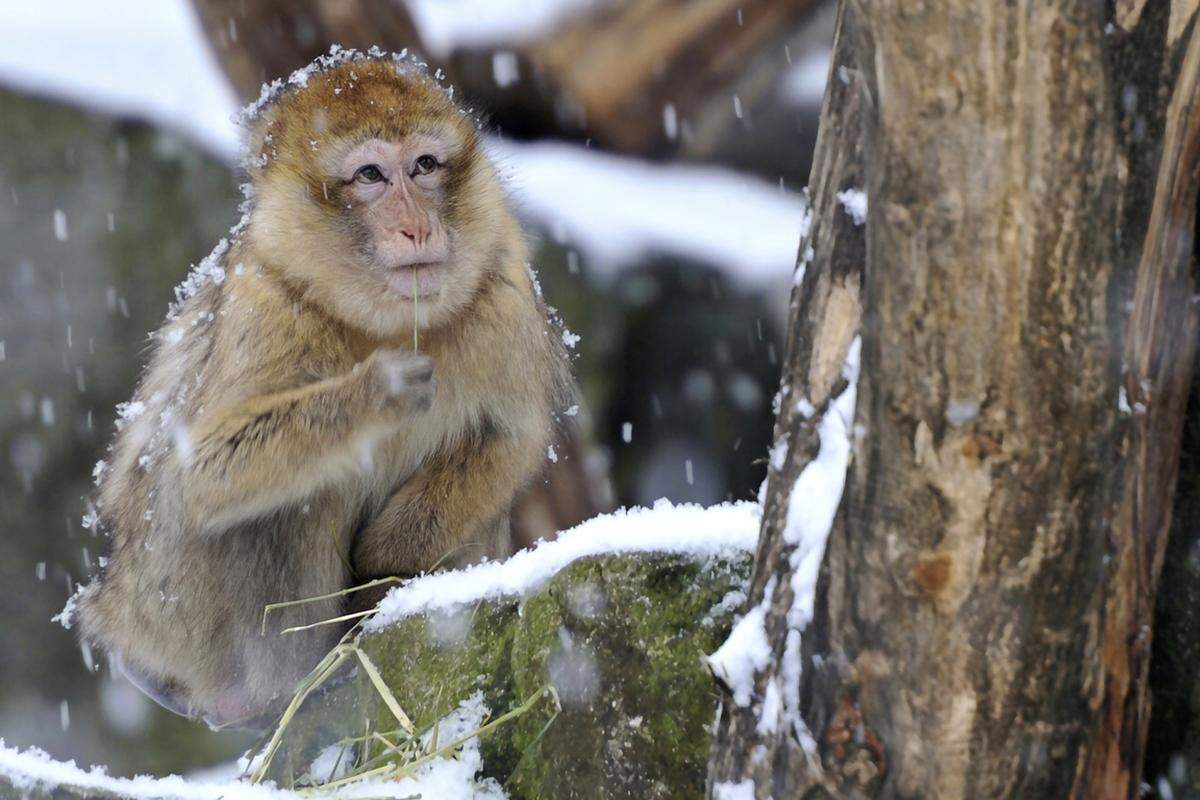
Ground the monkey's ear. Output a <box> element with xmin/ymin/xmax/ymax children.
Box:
<box><xmin>244</xmin><ymin>104</ymin><xmax>286</xmax><ymax>180</ymax></box>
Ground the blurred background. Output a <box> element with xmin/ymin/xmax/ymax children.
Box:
<box><xmin>0</xmin><ymin>0</ymin><xmax>833</xmax><ymax>777</ymax></box>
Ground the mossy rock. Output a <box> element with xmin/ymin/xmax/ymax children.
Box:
<box><xmin>270</xmin><ymin>549</ymin><xmax>750</xmax><ymax>798</ymax></box>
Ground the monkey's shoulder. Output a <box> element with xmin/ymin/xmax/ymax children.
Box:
<box><xmin>190</xmin><ymin>264</ymin><xmax>353</xmax><ymax>388</ymax></box>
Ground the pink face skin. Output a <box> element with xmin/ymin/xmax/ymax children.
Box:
<box><xmin>340</xmin><ymin>136</ymin><xmax>452</xmax><ymax>299</ymax></box>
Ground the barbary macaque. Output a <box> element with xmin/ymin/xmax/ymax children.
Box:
<box><xmin>74</xmin><ymin>52</ymin><xmax>573</xmax><ymax>728</ymax></box>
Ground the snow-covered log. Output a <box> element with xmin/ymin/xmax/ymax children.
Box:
<box><xmin>269</xmin><ymin>501</ymin><xmax>757</xmax><ymax>798</ymax></box>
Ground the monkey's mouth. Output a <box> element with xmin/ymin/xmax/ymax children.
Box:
<box><xmin>382</xmin><ymin>261</ymin><xmax>443</xmax><ymax>299</ymax></box>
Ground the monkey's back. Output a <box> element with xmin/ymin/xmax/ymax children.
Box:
<box><xmin>77</xmin><ymin>258</ymin><xmax>362</xmax><ymax>713</ymax></box>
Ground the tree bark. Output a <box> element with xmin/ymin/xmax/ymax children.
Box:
<box><xmin>191</xmin><ymin>0</ymin><xmax>423</xmax><ymax>103</ymax></box>
<box><xmin>708</xmin><ymin>2</ymin><xmax>1200</xmax><ymax>798</ymax></box>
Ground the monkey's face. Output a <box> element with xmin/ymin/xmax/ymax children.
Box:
<box><xmin>337</xmin><ymin>135</ymin><xmax>453</xmax><ymax>298</ymax></box>
<box><xmin>247</xmin><ymin>60</ymin><xmax>506</xmax><ymax>338</ymax></box>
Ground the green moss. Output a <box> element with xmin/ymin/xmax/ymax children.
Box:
<box><xmin>362</xmin><ymin>600</ymin><xmax>522</xmax><ymax>778</ymax></box>
<box><xmin>273</xmin><ymin>550</ymin><xmax>751</xmax><ymax>798</ymax></box>
<box><xmin>507</xmin><ymin>553</ymin><xmax>749</xmax><ymax>799</ymax></box>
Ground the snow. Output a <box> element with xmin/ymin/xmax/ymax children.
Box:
<box><xmin>781</xmin><ymin>48</ymin><xmax>832</xmax><ymax>107</ymax></box>
<box><xmin>404</xmin><ymin>0</ymin><xmax>603</xmax><ymax>57</ymax></box>
<box><xmin>753</xmin><ymin>681</ymin><xmax>782</xmax><ymax>734</ymax></box>
<box><xmin>491</xmin><ymin>139</ymin><xmax>806</xmax><ymax>286</ymax></box>
<box><xmin>0</xmin><ymin>692</ymin><xmax>505</xmax><ymax>799</ymax></box>
<box><xmin>548</xmin><ymin>632</ymin><xmax>600</xmax><ymax>706</ymax></box>
<box><xmin>783</xmin><ymin>336</ymin><xmax>860</xmax><ymax>628</ymax></box>
<box><xmin>0</xmin><ymin>0</ymin><xmax>241</xmax><ymax>157</ymax></box>
<box><xmin>768</xmin><ymin>435</ymin><xmax>788</xmax><ymax>471</ymax></box>
<box><xmin>708</xmin><ymin>604</ymin><xmax>772</xmax><ymax>707</ymax></box>
<box><xmin>706</xmin><ymin>336</ymin><xmax>860</xmax><ymax>755</ymax></box>
<box><xmin>945</xmin><ymin>398</ymin><xmax>980</xmax><ymax>426</ymax></box>
<box><xmin>169</xmin><ymin>238</ymin><xmax>232</xmax><ymax>320</ymax></box>
<box><xmin>779</xmin><ymin>337</ymin><xmax>860</xmax><ymax>750</ymax></box>
<box><xmin>51</xmin><ymin>590</ymin><xmax>78</xmax><ymax>630</ymax></box>
<box><xmin>1</xmin><ymin>742</ymin><xmax>294</xmax><ymax>800</ymax></box>
<box><xmin>367</xmin><ymin>500</ymin><xmax>760</xmax><ymax>630</ymax></box>
<box><xmin>713</xmin><ymin>780</ymin><xmax>756</xmax><ymax>800</ymax></box>
<box><xmin>113</xmin><ymin>400</ymin><xmax>147</xmax><ymax>430</ymax></box>
<box><xmin>794</xmin><ymin>200</ymin><xmax>816</xmax><ymax>286</ymax></box>
<box><xmin>662</xmin><ymin>103</ymin><xmax>679</xmax><ymax>140</ymax></box>
<box><xmin>836</xmin><ymin>188</ymin><xmax>868</xmax><ymax>226</ymax></box>
<box><xmin>491</xmin><ymin>51</ymin><xmax>520</xmax><ymax>88</ymax></box>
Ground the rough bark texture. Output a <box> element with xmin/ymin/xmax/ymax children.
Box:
<box><xmin>1088</xmin><ymin>3</ymin><xmax>1200</xmax><ymax>794</ymax></box>
<box><xmin>708</xmin><ymin>2</ymin><xmax>1200</xmax><ymax>798</ymax></box>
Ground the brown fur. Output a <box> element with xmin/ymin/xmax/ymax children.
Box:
<box><xmin>76</xmin><ymin>57</ymin><xmax>572</xmax><ymax>724</ymax></box>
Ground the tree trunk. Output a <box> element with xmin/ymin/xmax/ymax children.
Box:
<box><xmin>708</xmin><ymin>2</ymin><xmax>1200</xmax><ymax>798</ymax></box>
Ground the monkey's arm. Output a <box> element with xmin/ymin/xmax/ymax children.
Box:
<box><xmin>183</xmin><ymin>351</ymin><xmax>433</xmax><ymax>531</ymax></box>
<box><xmin>350</xmin><ymin>418</ymin><xmax>539</xmax><ymax>596</ymax></box>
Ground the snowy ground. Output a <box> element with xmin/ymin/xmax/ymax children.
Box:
<box><xmin>1</xmin><ymin>693</ymin><xmax>504</xmax><ymax>799</ymax></box>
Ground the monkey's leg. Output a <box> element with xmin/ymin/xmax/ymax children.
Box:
<box><xmin>184</xmin><ymin>351</ymin><xmax>432</xmax><ymax>530</ymax></box>
<box><xmin>349</xmin><ymin>426</ymin><xmax>534</xmax><ymax>611</ymax></box>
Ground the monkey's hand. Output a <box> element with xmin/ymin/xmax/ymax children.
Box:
<box><xmin>361</xmin><ymin>349</ymin><xmax>435</xmax><ymax>416</ymax></box>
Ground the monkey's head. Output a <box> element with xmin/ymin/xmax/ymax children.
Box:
<box><xmin>246</xmin><ymin>57</ymin><xmax>511</xmax><ymax>337</ymax></box>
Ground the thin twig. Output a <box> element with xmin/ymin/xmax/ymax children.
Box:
<box><xmin>261</xmin><ymin>577</ymin><xmax>401</xmax><ymax>636</ymax></box>
<box><xmin>357</xmin><ymin>648</ymin><xmax>415</xmax><ymax>733</ymax></box>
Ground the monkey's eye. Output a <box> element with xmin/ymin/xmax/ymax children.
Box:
<box><xmin>413</xmin><ymin>155</ymin><xmax>439</xmax><ymax>176</ymax></box>
<box><xmin>354</xmin><ymin>164</ymin><xmax>385</xmax><ymax>184</ymax></box>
